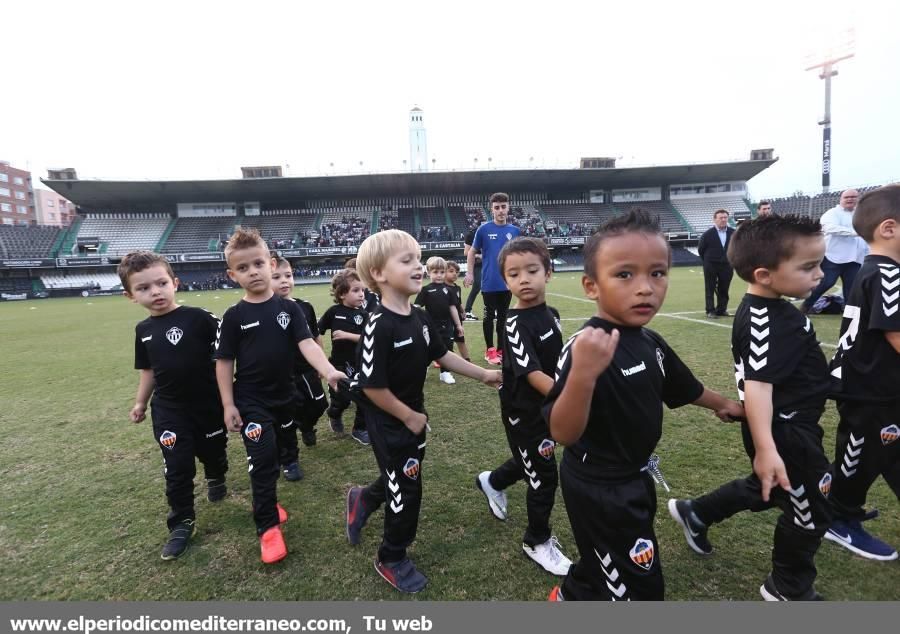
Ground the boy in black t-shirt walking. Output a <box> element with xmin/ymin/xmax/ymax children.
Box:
<box><xmin>414</xmin><ymin>256</ymin><xmax>465</xmax><ymax>385</ymax></box>
<box><xmin>272</xmin><ymin>256</ymin><xmax>328</xmax><ymax>452</ymax></box>
<box><xmin>475</xmin><ymin>237</ymin><xmax>573</xmax><ymax>576</ymax></box>
<box><xmin>344</xmin><ymin>229</ymin><xmax>502</xmax><ymax>593</ymax></box>
<box><xmin>120</xmin><ymin>250</ymin><xmax>228</xmax><ymax>561</ymax></box>
<box><xmin>444</xmin><ymin>261</ymin><xmax>471</xmax><ymax>361</ymax></box>
<box><xmin>215</xmin><ymin>228</ymin><xmax>345</xmax><ymax>564</ymax></box>
<box><xmin>318</xmin><ymin>269</ymin><xmax>369</xmax><ymax>445</ymax></box>
<box><xmin>668</xmin><ymin>215</ymin><xmax>834</xmax><ymax>600</ymax></box>
<box><xmin>825</xmin><ymin>185</ymin><xmax>900</xmax><ymax>561</ymax></box>
<box><xmin>545</xmin><ymin>210</ymin><xmax>742</xmax><ymax>601</ymax></box>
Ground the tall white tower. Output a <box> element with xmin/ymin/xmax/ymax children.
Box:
<box><xmin>408</xmin><ymin>107</ymin><xmax>428</xmax><ymax>172</ymax></box>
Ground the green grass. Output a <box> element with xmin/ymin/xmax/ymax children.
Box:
<box><xmin>0</xmin><ymin>268</ymin><xmax>897</xmax><ymax>601</ymax></box>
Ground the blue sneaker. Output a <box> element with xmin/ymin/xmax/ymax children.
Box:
<box><xmin>346</xmin><ymin>486</ymin><xmax>372</xmax><ymax>546</ymax></box>
<box><xmin>825</xmin><ymin>518</ymin><xmax>898</xmax><ymax>561</ymax></box>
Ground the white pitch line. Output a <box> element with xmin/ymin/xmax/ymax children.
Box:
<box><xmin>546</xmin><ymin>292</ymin><xmax>838</xmax><ymax>349</ymax></box>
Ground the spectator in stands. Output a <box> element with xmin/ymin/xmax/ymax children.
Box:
<box><xmin>698</xmin><ymin>209</ymin><xmax>735</xmax><ymax>318</ymax></box>
<box><xmin>757</xmin><ymin>200</ymin><xmax>773</xmax><ymax>217</ymax></box>
<box><xmin>801</xmin><ymin>188</ymin><xmax>867</xmax><ymax>314</ymax></box>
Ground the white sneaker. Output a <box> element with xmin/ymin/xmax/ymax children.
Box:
<box><xmin>523</xmin><ymin>536</ymin><xmax>572</xmax><ymax>576</ymax></box>
<box><xmin>475</xmin><ymin>471</ymin><xmax>508</xmax><ymax>520</ymax></box>
<box><xmin>439</xmin><ymin>371</ymin><xmax>456</xmax><ymax>384</ymax></box>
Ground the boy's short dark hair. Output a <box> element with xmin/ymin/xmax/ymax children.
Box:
<box><xmin>274</xmin><ymin>255</ymin><xmax>291</xmax><ymax>268</ymax></box>
<box><xmin>583</xmin><ymin>209</ymin><xmax>668</xmax><ymax>280</ymax></box>
<box><xmin>331</xmin><ymin>269</ymin><xmax>361</xmax><ymax>303</ymax></box>
<box><xmin>727</xmin><ymin>215</ymin><xmax>822</xmax><ymax>282</ymax></box>
<box><xmin>499</xmin><ymin>237</ymin><xmax>551</xmax><ymax>279</ymax></box>
<box><xmin>224</xmin><ymin>227</ymin><xmax>267</xmax><ymax>265</ymax></box>
<box><xmin>852</xmin><ymin>184</ymin><xmax>900</xmax><ymax>242</ymax></box>
<box><xmin>489</xmin><ymin>192</ymin><xmax>509</xmax><ymax>205</ymax></box>
<box><xmin>344</xmin><ymin>257</ymin><xmax>357</xmax><ymax>270</ymax></box>
<box><xmin>445</xmin><ymin>260</ymin><xmax>460</xmax><ymax>273</ymax></box>
<box><xmin>117</xmin><ymin>250</ymin><xmax>176</xmax><ymax>292</ymax></box>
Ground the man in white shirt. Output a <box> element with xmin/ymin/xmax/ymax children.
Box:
<box><xmin>801</xmin><ymin>188</ymin><xmax>867</xmax><ymax>313</ymax></box>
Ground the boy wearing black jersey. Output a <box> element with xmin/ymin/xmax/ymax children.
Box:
<box><xmin>215</xmin><ymin>228</ymin><xmax>345</xmax><ymax>564</ymax></box>
<box><xmin>120</xmin><ymin>250</ymin><xmax>228</xmax><ymax>561</ymax></box>
<box><xmin>415</xmin><ymin>256</ymin><xmax>465</xmax><ymax>385</ymax></box>
<box><xmin>668</xmin><ymin>215</ymin><xmax>834</xmax><ymax>601</ymax></box>
<box><xmin>475</xmin><ymin>237</ymin><xmax>573</xmax><ymax>576</ymax></box>
<box><xmin>272</xmin><ymin>257</ymin><xmax>328</xmax><ymax>452</ymax></box>
<box><xmin>545</xmin><ymin>210</ymin><xmax>743</xmax><ymax>602</ymax></box>
<box><xmin>318</xmin><ymin>269</ymin><xmax>370</xmax><ymax>445</ymax></box>
<box><xmin>344</xmin><ymin>230</ymin><xmax>502</xmax><ymax>593</ymax></box>
<box><xmin>444</xmin><ymin>261</ymin><xmax>471</xmax><ymax>361</ymax></box>
<box><xmin>825</xmin><ymin>185</ymin><xmax>900</xmax><ymax>561</ymax></box>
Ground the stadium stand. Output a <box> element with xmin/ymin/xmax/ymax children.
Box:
<box><xmin>161</xmin><ymin>216</ymin><xmax>238</xmax><ymax>253</ymax></box>
<box><xmin>0</xmin><ymin>278</ymin><xmax>34</xmax><ymax>294</ymax></box>
<box><xmin>446</xmin><ymin>206</ymin><xmax>467</xmax><ymax>238</ymax></box>
<box><xmin>41</xmin><ymin>271</ymin><xmax>121</xmax><ymax>290</ymax></box>
<box><xmin>0</xmin><ymin>225</ymin><xmax>61</xmax><ymax>258</ymax></box>
<box><xmin>670</xmin><ymin>197</ymin><xmax>753</xmax><ymax>231</ymax></box>
<box><xmin>613</xmin><ymin>200</ymin><xmax>688</xmax><ymax>233</ymax></box>
<box><xmin>672</xmin><ymin>247</ymin><xmax>702</xmax><ymax>265</ymax></box>
<box><xmin>316</xmin><ymin>211</ymin><xmax>371</xmax><ymax>247</ymax></box>
<box><xmin>75</xmin><ymin>214</ymin><xmax>170</xmax><ymax>256</ymax></box>
<box><xmin>541</xmin><ymin>203</ymin><xmax>617</xmax><ymax>236</ymax></box>
<box><xmin>239</xmin><ymin>210</ymin><xmax>320</xmax><ymax>249</ymax></box>
<box><xmin>463</xmin><ymin>207</ymin><xmax>486</xmax><ymax>233</ymax></box>
<box><xmin>398</xmin><ymin>207</ymin><xmax>417</xmax><ymax>236</ymax></box>
<box><xmin>418</xmin><ymin>207</ymin><xmax>452</xmax><ymax>241</ymax></box>
<box><xmin>379</xmin><ymin>209</ymin><xmax>398</xmax><ymax>230</ymax></box>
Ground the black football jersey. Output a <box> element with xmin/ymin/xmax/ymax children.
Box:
<box><xmin>292</xmin><ymin>298</ymin><xmax>320</xmax><ymax>376</ymax></box>
<box><xmin>543</xmin><ymin>317</ymin><xmax>703</xmax><ymax>474</ymax></box>
<box><xmin>829</xmin><ymin>255</ymin><xmax>900</xmax><ymax>403</ymax></box>
<box><xmin>356</xmin><ymin>305</ymin><xmax>448</xmax><ymax>414</ymax></box>
<box><xmin>134</xmin><ymin>306</ymin><xmax>220</xmax><ymax>407</ymax></box>
<box><xmin>318</xmin><ymin>304</ymin><xmax>368</xmax><ymax>370</ymax></box>
<box><xmin>448</xmin><ymin>283</ymin><xmax>463</xmax><ymax>312</ymax></box>
<box><xmin>500</xmin><ymin>304</ymin><xmax>562</xmax><ymax>416</ymax></box>
<box><xmin>215</xmin><ymin>295</ymin><xmax>312</xmax><ymax>407</ymax></box>
<box><xmin>732</xmin><ymin>293</ymin><xmax>830</xmax><ymax>414</ymax></box>
<box><xmin>363</xmin><ymin>288</ymin><xmax>380</xmax><ymax>314</ymax></box>
<box><xmin>414</xmin><ymin>282</ymin><xmax>456</xmax><ymax>326</ymax></box>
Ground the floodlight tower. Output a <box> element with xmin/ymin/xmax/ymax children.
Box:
<box><xmin>805</xmin><ymin>29</ymin><xmax>854</xmax><ymax>193</ymax></box>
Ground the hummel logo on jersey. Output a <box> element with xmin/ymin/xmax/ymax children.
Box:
<box><xmin>621</xmin><ymin>361</ymin><xmax>646</xmax><ymax>377</ymax></box>
<box><xmin>141</xmin><ymin>335</ymin><xmax>153</xmax><ymax>342</ymax></box>
<box><xmin>427</xmin><ymin>288</ymin><xmax>437</xmax><ymax>293</ymax></box>
<box><xmin>394</xmin><ymin>338</ymin><xmax>412</xmax><ymax>348</ymax></box>
<box><xmin>276</xmin><ymin>311</ymin><xmax>291</xmax><ymax>330</ymax></box>
<box><xmin>361</xmin><ymin>312</ymin><xmax>381</xmax><ymax>377</ymax></box>
<box><xmin>166</xmin><ymin>326</ymin><xmax>183</xmax><ymax>346</ymax></box>
<box><xmin>240</xmin><ymin>321</ymin><xmax>260</xmax><ymax>330</ymax></box>
<box><xmin>539</xmin><ymin>329</ymin><xmax>554</xmax><ymax>342</ymax></box>
<box><xmin>335</xmin><ymin>315</ymin><xmax>346</xmax><ymax>320</ymax></box>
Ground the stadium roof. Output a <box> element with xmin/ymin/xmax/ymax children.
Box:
<box><xmin>42</xmin><ymin>159</ymin><xmax>776</xmax><ymax>209</ymax></box>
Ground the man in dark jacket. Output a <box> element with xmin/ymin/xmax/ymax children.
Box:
<box><xmin>697</xmin><ymin>209</ymin><xmax>735</xmax><ymax>318</ymax></box>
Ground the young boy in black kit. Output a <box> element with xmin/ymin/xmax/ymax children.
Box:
<box><xmin>825</xmin><ymin>185</ymin><xmax>900</xmax><ymax>561</ymax></box>
<box><xmin>668</xmin><ymin>215</ymin><xmax>834</xmax><ymax>600</ymax></box>
<box><xmin>414</xmin><ymin>256</ymin><xmax>465</xmax><ymax>384</ymax></box>
<box><xmin>344</xmin><ymin>229</ymin><xmax>502</xmax><ymax>593</ymax></box>
<box><xmin>272</xmin><ymin>257</ymin><xmax>328</xmax><ymax>452</ymax></box>
<box><xmin>121</xmin><ymin>250</ymin><xmax>229</xmax><ymax>561</ymax></box>
<box><xmin>444</xmin><ymin>260</ymin><xmax>471</xmax><ymax>361</ymax></box>
<box><xmin>475</xmin><ymin>237</ymin><xmax>573</xmax><ymax>576</ymax></box>
<box><xmin>544</xmin><ymin>210</ymin><xmax>743</xmax><ymax>602</ymax></box>
<box><xmin>215</xmin><ymin>228</ymin><xmax>345</xmax><ymax>564</ymax></box>
<box><xmin>318</xmin><ymin>269</ymin><xmax>370</xmax><ymax>445</ymax></box>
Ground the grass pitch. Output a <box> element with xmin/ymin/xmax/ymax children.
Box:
<box><xmin>0</xmin><ymin>267</ymin><xmax>897</xmax><ymax>600</ymax></box>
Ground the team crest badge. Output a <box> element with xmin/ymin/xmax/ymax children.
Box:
<box><xmin>245</xmin><ymin>422</ymin><xmax>262</xmax><ymax>443</ymax></box>
<box><xmin>656</xmin><ymin>348</ymin><xmax>665</xmax><ymax>376</ymax></box>
<box><xmin>629</xmin><ymin>538</ymin><xmax>655</xmax><ymax>570</ymax></box>
<box><xmin>159</xmin><ymin>430</ymin><xmax>177</xmax><ymax>450</ymax></box>
<box><xmin>538</xmin><ymin>438</ymin><xmax>555</xmax><ymax>459</ymax></box>
<box><xmin>819</xmin><ymin>472</ymin><xmax>832</xmax><ymax>496</ymax></box>
<box><xmin>422</xmin><ymin>325</ymin><xmax>430</xmax><ymax>345</ymax></box>
<box><xmin>276</xmin><ymin>311</ymin><xmax>291</xmax><ymax>330</ymax></box>
<box><xmin>403</xmin><ymin>457</ymin><xmax>420</xmax><ymax>480</ymax></box>
<box><xmin>881</xmin><ymin>424</ymin><xmax>900</xmax><ymax>445</ymax></box>
<box><xmin>354</xmin><ymin>314</ymin><xmax>364</xmax><ymax>326</ymax></box>
<box><xmin>506</xmin><ymin>232</ymin><xmax>512</xmax><ymax>240</ymax></box>
<box><xmin>165</xmin><ymin>327</ymin><xmax>183</xmax><ymax>346</ymax></box>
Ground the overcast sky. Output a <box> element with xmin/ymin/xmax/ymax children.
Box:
<box><xmin>4</xmin><ymin>0</ymin><xmax>898</xmax><ymax>198</ymax></box>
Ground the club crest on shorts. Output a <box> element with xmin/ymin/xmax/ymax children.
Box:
<box><xmin>819</xmin><ymin>472</ymin><xmax>832</xmax><ymax>496</ymax></box>
<box><xmin>538</xmin><ymin>438</ymin><xmax>555</xmax><ymax>459</ymax></box>
<box><xmin>276</xmin><ymin>311</ymin><xmax>291</xmax><ymax>330</ymax></box>
<box><xmin>629</xmin><ymin>537</ymin><xmax>655</xmax><ymax>570</ymax></box>
<box><xmin>159</xmin><ymin>430</ymin><xmax>177</xmax><ymax>450</ymax></box>
<box><xmin>245</xmin><ymin>422</ymin><xmax>262</xmax><ymax>442</ymax></box>
<box><xmin>165</xmin><ymin>326</ymin><xmax>183</xmax><ymax>346</ymax></box>
<box><xmin>881</xmin><ymin>424</ymin><xmax>900</xmax><ymax>445</ymax></box>
<box><xmin>403</xmin><ymin>457</ymin><xmax>420</xmax><ymax>480</ymax></box>
<box><xmin>354</xmin><ymin>314</ymin><xmax>364</xmax><ymax>326</ymax></box>
<box><xmin>422</xmin><ymin>325</ymin><xmax>430</xmax><ymax>345</ymax></box>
